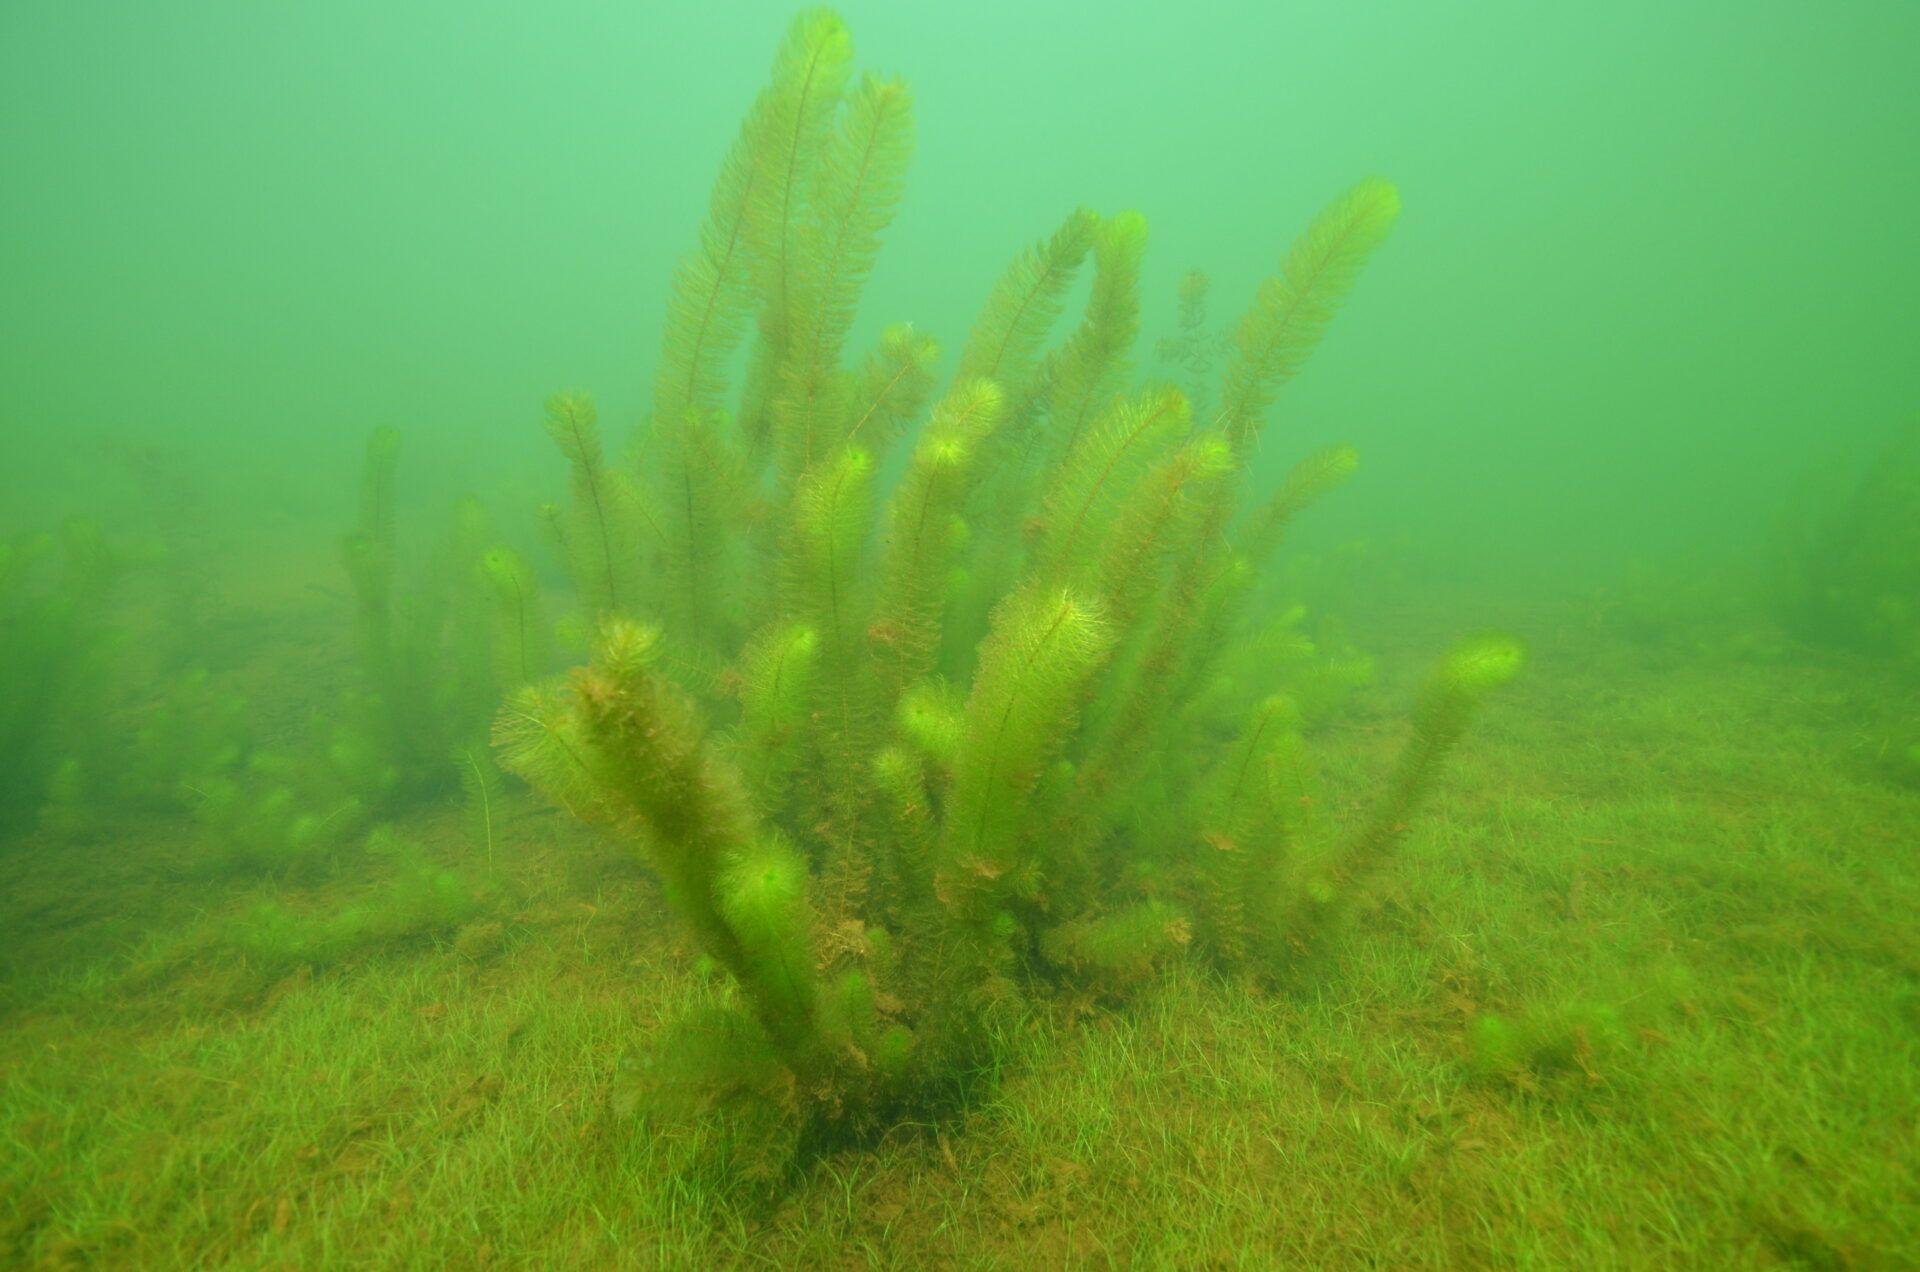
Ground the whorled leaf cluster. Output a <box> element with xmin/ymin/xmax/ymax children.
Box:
<box><xmin>497</xmin><ymin>8</ymin><xmax>1522</xmax><ymax>1158</ymax></box>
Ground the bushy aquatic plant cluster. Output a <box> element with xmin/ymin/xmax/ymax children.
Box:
<box><xmin>1153</xmin><ymin>268</ymin><xmax>1230</xmax><ymax>423</ymax></box>
<box><xmin>1776</xmin><ymin>419</ymin><xmax>1919</xmax><ymax>787</ymax></box>
<box><xmin>497</xmin><ymin>9</ymin><xmax>1521</xmax><ymax>1159</ymax></box>
<box><xmin>0</xmin><ymin>512</ymin><xmax>316</xmax><ymax>858</ymax></box>
<box><xmin>0</xmin><ymin>521</ymin><xmax>130</xmax><ymax>834</ymax></box>
<box><xmin>337</xmin><ymin>426</ymin><xmax>541</xmax><ymax>808</ymax></box>
<box><xmin>0</xmin><ymin>479</ymin><xmax>360</xmax><ymax>859</ymax></box>
<box><xmin>0</xmin><ymin>425</ymin><xmax>542</xmax><ymax>903</ymax></box>
<box><xmin>0</xmin><ymin>539</ymin><xmax>311</xmax><ymax>862</ymax></box>
<box><xmin>220</xmin><ymin>830</ymin><xmax>485</xmax><ymax>978</ymax></box>
<box><xmin>103</xmin><ymin>827</ymin><xmax>496</xmax><ymax>1008</ymax></box>
<box><xmin>1784</xmin><ymin>419</ymin><xmax>1920</xmax><ymax>662</ymax></box>
<box><xmin>160</xmin><ymin>428</ymin><xmax>544</xmax><ymax>876</ymax></box>
<box><xmin>1</xmin><ymin>436</ymin><xmax>532</xmax><ymax>881</ymax></box>
<box><xmin>1468</xmin><ymin>1002</ymin><xmax>1634</xmax><ymax>1094</ymax></box>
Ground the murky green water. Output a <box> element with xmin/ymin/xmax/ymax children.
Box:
<box><xmin>2</xmin><ymin>4</ymin><xmax>1915</xmax><ymax>1266</ymax></box>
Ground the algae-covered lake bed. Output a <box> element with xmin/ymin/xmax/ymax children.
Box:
<box><xmin>4</xmin><ymin>3</ymin><xmax>1917</xmax><ymax>1267</ymax></box>
<box><xmin>4</xmin><ymin>568</ymin><xmax>1914</xmax><ymax>1267</ymax></box>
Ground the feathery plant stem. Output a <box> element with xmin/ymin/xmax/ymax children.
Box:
<box><xmin>500</xmin><ymin>9</ymin><xmax>1519</xmax><ymax>1161</ymax></box>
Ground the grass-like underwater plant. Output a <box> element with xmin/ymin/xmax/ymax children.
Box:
<box><xmin>499</xmin><ymin>8</ymin><xmax>1523</xmax><ymax>1164</ymax></box>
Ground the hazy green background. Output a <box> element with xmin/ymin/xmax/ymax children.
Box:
<box><xmin>4</xmin><ymin>1</ymin><xmax>1916</xmax><ymax>582</ymax></box>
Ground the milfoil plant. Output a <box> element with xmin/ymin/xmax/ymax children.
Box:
<box><xmin>499</xmin><ymin>9</ymin><xmax>1521</xmax><ymax>1158</ymax></box>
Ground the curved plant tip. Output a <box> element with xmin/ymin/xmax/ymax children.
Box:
<box><xmin>1439</xmin><ymin>632</ymin><xmax>1527</xmax><ymax>698</ymax></box>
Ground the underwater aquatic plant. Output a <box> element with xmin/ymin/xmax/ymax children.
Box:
<box><xmin>219</xmin><ymin>829</ymin><xmax>484</xmax><ymax>978</ymax></box>
<box><xmin>0</xmin><ymin>520</ymin><xmax>127</xmax><ymax>835</ymax></box>
<box><xmin>337</xmin><ymin>427</ymin><xmax>529</xmax><ymax>808</ymax></box>
<box><xmin>0</xmin><ymin>518</ymin><xmax>352</xmax><ymax>855</ymax></box>
<box><xmin>1784</xmin><ymin>419</ymin><xmax>1920</xmax><ymax>663</ymax></box>
<box><xmin>142</xmin><ymin>431</ymin><xmax>542</xmax><ymax>877</ymax></box>
<box><xmin>146</xmin><ymin>428</ymin><xmax>533</xmax><ymax>878</ymax></box>
<box><xmin>502</xmin><ymin>9</ymin><xmax>1520</xmax><ymax>1160</ymax></box>
<box><xmin>1154</xmin><ymin>268</ymin><xmax>1230</xmax><ymax>422</ymax></box>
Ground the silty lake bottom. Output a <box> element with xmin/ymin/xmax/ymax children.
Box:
<box><xmin>2</xmin><ymin>3</ymin><xmax>1916</xmax><ymax>1267</ymax></box>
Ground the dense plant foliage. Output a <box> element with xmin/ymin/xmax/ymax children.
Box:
<box><xmin>496</xmin><ymin>9</ymin><xmax>1521</xmax><ymax>1162</ymax></box>
<box><xmin>1785</xmin><ymin>419</ymin><xmax>1920</xmax><ymax>663</ymax></box>
<box><xmin>0</xmin><ymin>521</ymin><xmax>126</xmax><ymax>832</ymax></box>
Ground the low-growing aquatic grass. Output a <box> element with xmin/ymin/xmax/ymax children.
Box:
<box><xmin>2</xmin><ymin>590</ymin><xmax>1913</xmax><ymax>1267</ymax></box>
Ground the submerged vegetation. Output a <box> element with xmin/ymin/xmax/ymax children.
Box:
<box><xmin>1</xmin><ymin>6</ymin><xmax>1915</xmax><ymax>1266</ymax></box>
<box><xmin>1776</xmin><ymin>418</ymin><xmax>1920</xmax><ymax>790</ymax></box>
<box><xmin>1785</xmin><ymin>418</ymin><xmax>1920</xmax><ymax>664</ymax></box>
<box><xmin>491</xmin><ymin>9</ymin><xmax>1520</xmax><ymax>1162</ymax></box>
<box><xmin>4</xmin><ymin>588</ymin><xmax>1913</xmax><ymax>1265</ymax></box>
<box><xmin>336</xmin><ymin>426</ymin><xmax>523</xmax><ymax>810</ymax></box>
<box><xmin>0</xmin><ymin>521</ymin><xmax>126</xmax><ymax>833</ymax></box>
